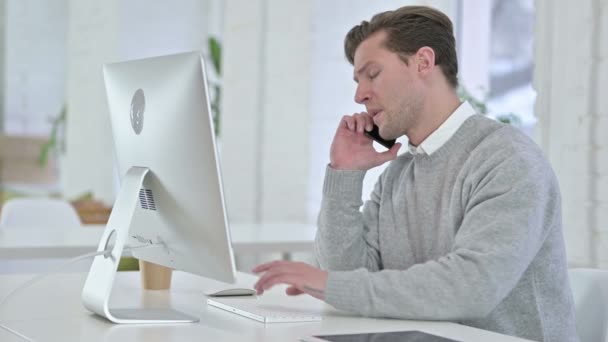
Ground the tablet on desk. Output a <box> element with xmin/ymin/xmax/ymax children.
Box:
<box><xmin>301</xmin><ymin>330</ymin><xmax>460</xmax><ymax>342</ymax></box>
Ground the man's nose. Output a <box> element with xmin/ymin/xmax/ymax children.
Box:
<box><xmin>354</xmin><ymin>84</ymin><xmax>370</xmax><ymax>104</ymax></box>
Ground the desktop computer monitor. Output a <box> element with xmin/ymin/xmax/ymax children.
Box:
<box><xmin>82</xmin><ymin>51</ymin><xmax>236</xmax><ymax>324</ymax></box>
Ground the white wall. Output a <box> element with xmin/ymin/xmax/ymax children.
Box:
<box><xmin>220</xmin><ymin>0</ymin><xmax>264</xmax><ymax>222</ymax></box>
<box><xmin>0</xmin><ymin>1</ymin><xmax>5</xmax><ymax>132</ymax></box>
<box><xmin>534</xmin><ymin>0</ymin><xmax>608</xmax><ymax>268</ymax></box>
<box><xmin>62</xmin><ymin>1</ymin><xmax>120</xmax><ymax>203</ymax></box>
<box><xmin>118</xmin><ymin>0</ymin><xmax>211</xmax><ymax>61</ymax></box>
<box><xmin>457</xmin><ymin>0</ymin><xmax>491</xmax><ymax>99</ymax></box>
<box><xmin>221</xmin><ymin>0</ymin><xmax>312</xmax><ymax>223</ymax></box>
<box><xmin>260</xmin><ymin>1</ymin><xmax>312</xmax><ymax>222</ymax></box>
<box><xmin>3</xmin><ymin>0</ymin><xmax>68</xmax><ymax>136</ymax></box>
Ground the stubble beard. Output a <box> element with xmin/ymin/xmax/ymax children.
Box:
<box><xmin>381</xmin><ymin>97</ymin><xmax>423</xmax><ymax>140</ymax></box>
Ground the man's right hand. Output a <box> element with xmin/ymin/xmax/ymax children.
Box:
<box><xmin>330</xmin><ymin>112</ymin><xmax>402</xmax><ymax>171</ymax></box>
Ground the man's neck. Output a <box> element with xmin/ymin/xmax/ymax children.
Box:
<box><xmin>407</xmin><ymin>90</ymin><xmax>462</xmax><ymax>146</ymax></box>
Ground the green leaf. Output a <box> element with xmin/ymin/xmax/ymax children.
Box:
<box><xmin>210</xmin><ymin>82</ymin><xmax>222</xmax><ymax>137</ymax></box>
<box><xmin>207</xmin><ymin>38</ymin><xmax>222</xmax><ymax>136</ymax></box>
<box><xmin>496</xmin><ymin>113</ymin><xmax>521</xmax><ymax>125</ymax></box>
<box><xmin>38</xmin><ymin>141</ymin><xmax>52</xmax><ymax>167</ymax></box>
<box><xmin>117</xmin><ymin>257</ymin><xmax>140</xmax><ymax>271</ymax></box>
<box><xmin>208</xmin><ymin>37</ymin><xmax>222</xmax><ymax>75</ymax></box>
<box><xmin>457</xmin><ymin>85</ymin><xmax>487</xmax><ymax>115</ymax></box>
<box><xmin>38</xmin><ymin>105</ymin><xmax>67</xmax><ymax>167</ymax></box>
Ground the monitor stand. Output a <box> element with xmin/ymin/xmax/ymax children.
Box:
<box><xmin>81</xmin><ymin>166</ymin><xmax>199</xmax><ymax>324</ymax></box>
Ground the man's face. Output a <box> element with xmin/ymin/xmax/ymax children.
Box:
<box><xmin>353</xmin><ymin>31</ymin><xmax>424</xmax><ymax>140</ymax></box>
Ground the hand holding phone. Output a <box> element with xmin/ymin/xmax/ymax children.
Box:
<box><xmin>364</xmin><ymin>124</ymin><xmax>396</xmax><ymax>149</ymax></box>
<box><xmin>330</xmin><ymin>114</ymin><xmax>400</xmax><ymax>171</ymax></box>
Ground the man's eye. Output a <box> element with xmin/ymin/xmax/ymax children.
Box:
<box><xmin>369</xmin><ymin>71</ymin><xmax>380</xmax><ymax>79</ymax></box>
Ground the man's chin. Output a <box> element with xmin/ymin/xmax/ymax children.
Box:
<box><xmin>378</xmin><ymin>126</ymin><xmax>396</xmax><ymax>140</ymax></box>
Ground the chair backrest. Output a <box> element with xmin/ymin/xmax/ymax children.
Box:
<box><xmin>0</xmin><ymin>198</ymin><xmax>81</xmax><ymax>228</ymax></box>
<box><xmin>569</xmin><ymin>268</ymin><xmax>608</xmax><ymax>342</ymax></box>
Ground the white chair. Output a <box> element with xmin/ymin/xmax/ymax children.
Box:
<box><xmin>0</xmin><ymin>197</ymin><xmax>81</xmax><ymax>228</ymax></box>
<box><xmin>569</xmin><ymin>268</ymin><xmax>608</xmax><ymax>342</ymax></box>
<box><xmin>0</xmin><ymin>198</ymin><xmax>86</xmax><ymax>274</ymax></box>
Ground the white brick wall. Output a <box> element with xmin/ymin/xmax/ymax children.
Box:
<box><xmin>534</xmin><ymin>0</ymin><xmax>608</xmax><ymax>267</ymax></box>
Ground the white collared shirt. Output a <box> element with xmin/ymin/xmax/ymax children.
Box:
<box><xmin>408</xmin><ymin>101</ymin><xmax>476</xmax><ymax>156</ymax></box>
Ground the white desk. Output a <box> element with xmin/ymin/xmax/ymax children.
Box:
<box><xmin>0</xmin><ymin>271</ymin><xmax>531</xmax><ymax>342</ymax></box>
<box><xmin>0</xmin><ymin>223</ymin><xmax>316</xmax><ymax>259</ymax></box>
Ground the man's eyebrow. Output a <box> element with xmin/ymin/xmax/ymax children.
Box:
<box><xmin>353</xmin><ymin>61</ymin><xmax>373</xmax><ymax>83</ymax></box>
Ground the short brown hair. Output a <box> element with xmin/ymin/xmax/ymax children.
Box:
<box><xmin>344</xmin><ymin>6</ymin><xmax>458</xmax><ymax>88</ymax></box>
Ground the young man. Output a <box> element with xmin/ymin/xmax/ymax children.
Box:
<box><xmin>253</xmin><ymin>6</ymin><xmax>577</xmax><ymax>341</ymax></box>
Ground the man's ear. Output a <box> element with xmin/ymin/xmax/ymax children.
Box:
<box><xmin>415</xmin><ymin>47</ymin><xmax>435</xmax><ymax>76</ymax></box>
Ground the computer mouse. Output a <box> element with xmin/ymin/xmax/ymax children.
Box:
<box><xmin>206</xmin><ymin>288</ymin><xmax>257</xmax><ymax>297</ymax></box>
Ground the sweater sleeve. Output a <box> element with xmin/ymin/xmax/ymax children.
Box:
<box><xmin>315</xmin><ymin>165</ymin><xmax>384</xmax><ymax>272</ymax></box>
<box><xmin>323</xmin><ymin>151</ymin><xmax>560</xmax><ymax>320</ymax></box>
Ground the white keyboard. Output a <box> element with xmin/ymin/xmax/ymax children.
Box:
<box><xmin>207</xmin><ymin>297</ymin><xmax>323</xmax><ymax>323</ymax></box>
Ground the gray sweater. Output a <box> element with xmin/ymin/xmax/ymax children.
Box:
<box><xmin>316</xmin><ymin>115</ymin><xmax>578</xmax><ymax>342</ymax></box>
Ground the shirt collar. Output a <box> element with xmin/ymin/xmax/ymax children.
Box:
<box><xmin>408</xmin><ymin>101</ymin><xmax>476</xmax><ymax>156</ymax></box>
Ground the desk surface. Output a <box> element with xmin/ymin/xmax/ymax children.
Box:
<box><xmin>0</xmin><ymin>222</ymin><xmax>316</xmax><ymax>259</ymax></box>
<box><xmin>0</xmin><ymin>271</ymin><xmax>531</xmax><ymax>342</ymax></box>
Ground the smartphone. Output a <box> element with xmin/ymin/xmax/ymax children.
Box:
<box><xmin>364</xmin><ymin>124</ymin><xmax>396</xmax><ymax>149</ymax></box>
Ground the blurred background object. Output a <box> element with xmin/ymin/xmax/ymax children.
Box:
<box><xmin>0</xmin><ymin>0</ymin><xmax>606</xmax><ymax>270</ymax></box>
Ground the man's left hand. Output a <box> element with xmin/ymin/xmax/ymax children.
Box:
<box><xmin>252</xmin><ymin>261</ymin><xmax>328</xmax><ymax>300</ymax></box>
